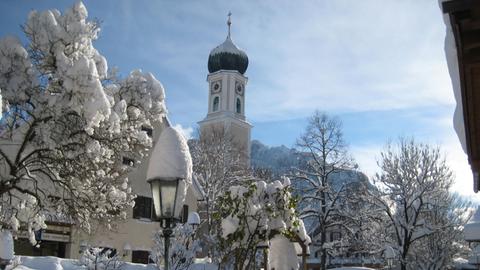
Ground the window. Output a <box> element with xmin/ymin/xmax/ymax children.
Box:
<box><xmin>133</xmin><ymin>196</ymin><xmax>152</xmax><ymax>219</ymax></box>
<box><xmin>131</xmin><ymin>250</ymin><xmax>151</xmax><ymax>264</ymax></box>
<box><xmin>141</xmin><ymin>126</ymin><xmax>153</xmax><ymax>137</ymax></box>
<box><xmin>122</xmin><ymin>157</ymin><xmax>134</xmax><ymax>166</ymax></box>
<box><xmin>236</xmin><ymin>98</ymin><xmax>241</xmax><ymax>114</ymax></box>
<box><xmin>212</xmin><ymin>96</ymin><xmax>219</xmax><ymax>112</ymax></box>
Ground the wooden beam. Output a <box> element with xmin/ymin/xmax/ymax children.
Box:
<box><xmin>461</xmin><ymin>19</ymin><xmax>480</xmax><ymax>31</ymax></box>
<box><xmin>442</xmin><ymin>0</ymin><xmax>477</xmax><ymax>14</ymax></box>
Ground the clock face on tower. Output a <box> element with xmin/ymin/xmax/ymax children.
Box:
<box><xmin>235</xmin><ymin>81</ymin><xmax>244</xmax><ymax>96</ymax></box>
<box><xmin>211</xmin><ymin>81</ymin><xmax>222</xmax><ymax>94</ymax></box>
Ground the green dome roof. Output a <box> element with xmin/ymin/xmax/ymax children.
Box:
<box><xmin>208</xmin><ymin>36</ymin><xmax>249</xmax><ymax>75</ymax></box>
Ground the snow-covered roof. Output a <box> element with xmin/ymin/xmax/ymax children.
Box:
<box><xmin>146</xmin><ymin>127</ymin><xmax>192</xmax><ymax>183</ymax></box>
<box><xmin>464</xmin><ymin>222</ymin><xmax>480</xmax><ymax>242</ymax></box>
<box><xmin>210</xmin><ymin>36</ymin><xmax>247</xmax><ymax>57</ymax></box>
<box><xmin>441</xmin><ymin>0</ymin><xmax>467</xmax><ymax>153</ymax></box>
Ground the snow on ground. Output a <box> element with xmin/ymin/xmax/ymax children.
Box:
<box><xmin>4</xmin><ymin>256</ymin><xmax>217</xmax><ymax>270</ymax></box>
<box><xmin>329</xmin><ymin>268</ymin><xmax>375</xmax><ymax>270</ymax></box>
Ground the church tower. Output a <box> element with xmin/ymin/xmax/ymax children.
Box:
<box><xmin>198</xmin><ymin>13</ymin><xmax>252</xmax><ymax>163</ymax></box>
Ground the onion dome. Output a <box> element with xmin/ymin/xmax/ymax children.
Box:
<box><xmin>208</xmin><ymin>13</ymin><xmax>249</xmax><ymax>74</ymax></box>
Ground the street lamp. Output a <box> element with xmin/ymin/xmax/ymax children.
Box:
<box><xmin>147</xmin><ymin>127</ymin><xmax>193</xmax><ymax>270</ymax></box>
<box><xmin>187</xmin><ymin>212</ymin><xmax>200</xmax><ymax>230</ymax></box>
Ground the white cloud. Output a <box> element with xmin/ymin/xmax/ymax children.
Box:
<box><xmin>235</xmin><ymin>1</ymin><xmax>454</xmax><ymax>122</ymax></box>
<box><xmin>350</xmin><ymin>143</ymin><xmax>383</xmax><ymax>180</ymax></box>
<box><xmin>351</xmin><ymin>135</ymin><xmax>480</xmax><ymax>204</ymax></box>
<box><xmin>173</xmin><ymin>124</ymin><xmax>194</xmax><ymax>140</ymax></box>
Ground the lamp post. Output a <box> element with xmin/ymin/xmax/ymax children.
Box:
<box><xmin>149</xmin><ymin>177</ymin><xmax>182</xmax><ymax>270</ymax></box>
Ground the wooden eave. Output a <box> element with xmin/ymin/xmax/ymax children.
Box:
<box><xmin>443</xmin><ymin>0</ymin><xmax>480</xmax><ymax>191</ymax></box>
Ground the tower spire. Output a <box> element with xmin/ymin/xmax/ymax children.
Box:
<box><xmin>227</xmin><ymin>11</ymin><xmax>232</xmax><ymax>39</ymax></box>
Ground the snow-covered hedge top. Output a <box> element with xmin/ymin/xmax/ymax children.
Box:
<box><xmin>146</xmin><ymin>127</ymin><xmax>192</xmax><ymax>182</ymax></box>
<box><xmin>269</xmin><ymin>234</ymin><xmax>299</xmax><ymax>270</ymax></box>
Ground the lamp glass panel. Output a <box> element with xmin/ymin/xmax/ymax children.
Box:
<box><xmin>160</xmin><ymin>181</ymin><xmax>177</xmax><ymax>217</ymax></box>
<box><xmin>150</xmin><ymin>180</ymin><xmax>161</xmax><ymax>218</ymax></box>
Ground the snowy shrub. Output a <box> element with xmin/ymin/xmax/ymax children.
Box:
<box><xmin>215</xmin><ymin>177</ymin><xmax>307</xmax><ymax>270</ymax></box>
<box><xmin>78</xmin><ymin>246</ymin><xmax>124</xmax><ymax>270</ymax></box>
<box><xmin>151</xmin><ymin>223</ymin><xmax>201</xmax><ymax>270</ymax></box>
<box><xmin>0</xmin><ymin>1</ymin><xmax>166</xmax><ymax>242</ymax></box>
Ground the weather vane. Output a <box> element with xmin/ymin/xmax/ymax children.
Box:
<box><xmin>227</xmin><ymin>11</ymin><xmax>232</xmax><ymax>38</ymax></box>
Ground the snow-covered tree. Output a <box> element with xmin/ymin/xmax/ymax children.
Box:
<box><xmin>408</xmin><ymin>193</ymin><xmax>472</xmax><ymax>270</ymax></box>
<box><xmin>189</xmin><ymin>126</ymin><xmax>248</xmax><ymax>258</ymax></box>
<box><xmin>368</xmin><ymin>139</ymin><xmax>468</xmax><ymax>270</ymax></box>
<box><xmin>216</xmin><ymin>177</ymin><xmax>309</xmax><ymax>270</ymax></box>
<box><xmin>151</xmin><ymin>223</ymin><xmax>201</xmax><ymax>270</ymax></box>
<box><xmin>78</xmin><ymin>246</ymin><xmax>124</xmax><ymax>270</ymax></box>
<box><xmin>0</xmin><ymin>2</ymin><xmax>166</xmax><ymax>242</ymax></box>
<box><xmin>293</xmin><ymin>111</ymin><xmax>355</xmax><ymax>270</ymax></box>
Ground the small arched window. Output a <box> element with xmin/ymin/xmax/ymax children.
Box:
<box><xmin>213</xmin><ymin>96</ymin><xmax>219</xmax><ymax>112</ymax></box>
<box><xmin>236</xmin><ymin>98</ymin><xmax>241</xmax><ymax>114</ymax></box>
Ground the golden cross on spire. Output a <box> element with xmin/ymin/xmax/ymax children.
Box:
<box><xmin>227</xmin><ymin>11</ymin><xmax>232</xmax><ymax>38</ymax></box>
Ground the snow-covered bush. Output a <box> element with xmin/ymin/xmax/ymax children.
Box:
<box><xmin>215</xmin><ymin>177</ymin><xmax>307</xmax><ymax>270</ymax></box>
<box><xmin>0</xmin><ymin>1</ymin><xmax>166</xmax><ymax>243</ymax></box>
<box><xmin>78</xmin><ymin>247</ymin><xmax>124</xmax><ymax>270</ymax></box>
<box><xmin>151</xmin><ymin>224</ymin><xmax>201</xmax><ymax>270</ymax></box>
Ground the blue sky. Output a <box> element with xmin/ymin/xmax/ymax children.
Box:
<box><xmin>0</xmin><ymin>1</ymin><xmax>476</xmax><ymax>200</ymax></box>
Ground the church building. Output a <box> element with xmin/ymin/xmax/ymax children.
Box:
<box><xmin>198</xmin><ymin>14</ymin><xmax>252</xmax><ymax>162</ymax></box>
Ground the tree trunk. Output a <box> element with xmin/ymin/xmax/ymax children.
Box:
<box><xmin>320</xmin><ymin>187</ymin><xmax>327</xmax><ymax>270</ymax></box>
<box><xmin>321</xmin><ymin>231</ymin><xmax>327</xmax><ymax>270</ymax></box>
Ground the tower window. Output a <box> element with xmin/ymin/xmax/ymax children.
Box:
<box><xmin>236</xmin><ymin>98</ymin><xmax>241</xmax><ymax>114</ymax></box>
<box><xmin>213</xmin><ymin>96</ymin><xmax>220</xmax><ymax>112</ymax></box>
